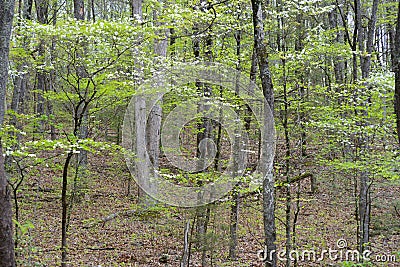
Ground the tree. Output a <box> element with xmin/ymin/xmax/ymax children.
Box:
<box><xmin>60</xmin><ymin>3</ymin><xmax>87</xmax><ymax>265</ymax></box>
<box><xmin>192</xmin><ymin>2</ymin><xmax>214</xmax><ymax>264</ymax></box>
<box><xmin>34</xmin><ymin>0</ymin><xmax>49</xmax><ymax>132</ymax></box>
<box><xmin>251</xmin><ymin>0</ymin><xmax>276</xmax><ymax>266</ymax></box>
<box><xmin>10</xmin><ymin>0</ymin><xmax>33</xmax><ymax>130</ymax></box>
<box><xmin>354</xmin><ymin>0</ymin><xmax>379</xmax><ymax>254</ymax></box>
<box><xmin>229</xmin><ymin>8</ymin><xmax>244</xmax><ymax>260</ymax></box>
<box><xmin>3</xmin><ymin>0</ymin><xmax>400</xmax><ymax>265</ymax></box>
<box><xmin>394</xmin><ymin>0</ymin><xmax>400</xmax><ymax>145</ymax></box>
<box><xmin>0</xmin><ymin>0</ymin><xmax>16</xmax><ymax>265</ymax></box>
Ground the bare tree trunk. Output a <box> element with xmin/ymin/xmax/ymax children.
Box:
<box><xmin>355</xmin><ymin>0</ymin><xmax>378</xmax><ymax>255</ymax></box>
<box><xmin>0</xmin><ymin>0</ymin><xmax>16</xmax><ymax>265</ymax></box>
<box><xmin>86</xmin><ymin>0</ymin><xmax>94</xmax><ymax>21</ymax></box>
<box><xmin>10</xmin><ymin>0</ymin><xmax>32</xmax><ymax>122</ymax></box>
<box><xmin>329</xmin><ymin>7</ymin><xmax>345</xmax><ymax>85</ymax></box>
<box><xmin>251</xmin><ymin>1</ymin><xmax>276</xmax><ymax>266</ymax></box>
<box><xmin>0</xmin><ymin>148</ymin><xmax>15</xmax><ymax>267</ymax></box>
<box><xmin>229</xmin><ymin>28</ymin><xmax>244</xmax><ymax>261</ymax></box>
<box><xmin>362</xmin><ymin>0</ymin><xmax>378</xmax><ymax>80</ymax></box>
<box><xmin>281</xmin><ymin>56</ymin><xmax>292</xmax><ymax>267</ymax></box>
<box><xmin>294</xmin><ymin>11</ymin><xmax>307</xmax><ymax>159</ymax></box>
<box><xmin>276</xmin><ymin>5</ymin><xmax>292</xmax><ymax>259</ymax></box>
<box><xmin>48</xmin><ymin>9</ymin><xmax>57</xmax><ymax>140</ymax></box>
<box><xmin>191</xmin><ymin>2</ymin><xmax>215</xmax><ymax>265</ymax></box>
<box><xmin>130</xmin><ymin>0</ymin><xmax>142</xmax><ymax>19</ymax></box>
<box><xmin>394</xmin><ymin>0</ymin><xmax>400</xmax><ymax>145</ymax></box>
<box><xmin>146</xmin><ymin>0</ymin><xmax>167</xmax><ymax>202</ymax></box>
<box><xmin>74</xmin><ymin>0</ymin><xmax>87</xmax><ymax>165</ymax></box>
<box><xmin>23</xmin><ymin>0</ymin><xmax>33</xmax><ymax>19</ymax></box>
<box><xmin>60</xmin><ymin>2</ymin><xmax>87</xmax><ymax>266</ymax></box>
<box><xmin>9</xmin><ymin>61</ymin><xmax>27</xmax><ymax>155</ymax></box>
<box><xmin>35</xmin><ymin>0</ymin><xmax>49</xmax><ymax>136</ymax></box>
<box><xmin>245</xmin><ymin>46</ymin><xmax>257</xmax><ymax>132</ymax></box>
<box><xmin>229</xmin><ymin>187</ymin><xmax>239</xmax><ymax>260</ymax></box>
<box><xmin>153</xmin><ymin>2</ymin><xmax>168</xmax><ymax>58</ymax></box>
<box><xmin>130</xmin><ymin>0</ymin><xmax>154</xmax><ymax>206</ymax></box>
<box><xmin>135</xmin><ymin>95</ymin><xmax>152</xmax><ymax>206</ymax></box>
<box><xmin>74</xmin><ymin>0</ymin><xmax>84</xmax><ymax>20</ymax></box>
<box><xmin>61</xmin><ymin>152</ymin><xmax>73</xmax><ymax>267</ymax></box>
<box><xmin>180</xmin><ymin>220</ymin><xmax>191</xmax><ymax>267</ymax></box>
<box><xmin>10</xmin><ymin>73</ymin><xmax>26</xmax><ymax>126</ymax></box>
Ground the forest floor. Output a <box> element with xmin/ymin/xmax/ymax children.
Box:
<box><xmin>14</xmin><ymin>152</ymin><xmax>400</xmax><ymax>267</ymax></box>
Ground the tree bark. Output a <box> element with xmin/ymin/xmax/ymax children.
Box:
<box><xmin>192</xmin><ymin>2</ymin><xmax>214</xmax><ymax>265</ymax></box>
<box><xmin>0</xmin><ymin>0</ymin><xmax>16</xmax><ymax>265</ymax></box>
<box><xmin>74</xmin><ymin>0</ymin><xmax>84</xmax><ymax>20</ymax></box>
<box><xmin>61</xmin><ymin>152</ymin><xmax>73</xmax><ymax>267</ymax></box>
<box><xmin>355</xmin><ymin>0</ymin><xmax>378</xmax><ymax>255</ymax></box>
<box><xmin>35</xmin><ymin>0</ymin><xmax>49</xmax><ymax>135</ymax></box>
<box><xmin>251</xmin><ymin>1</ymin><xmax>276</xmax><ymax>266</ymax></box>
<box><xmin>329</xmin><ymin>8</ymin><xmax>345</xmax><ymax>85</ymax></box>
<box><xmin>74</xmin><ymin>0</ymin><xmax>88</xmax><ymax>203</ymax></box>
<box><xmin>130</xmin><ymin>0</ymin><xmax>142</xmax><ymax>19</ymax></box>
<box><xmin>130</xmin><ymin>0</ymin><xmax>154</xmax><ymax>206</ymax></box>
<box><xmin>394</xmin><ymin>0</ymin><xmax>400</xmax><ymax>145</ymax></box>
<box><xmin>180</xmin><ymin>220</ymin><xmax>191</xmax><ymax>267</ymax></box>
<box><xmin>23</xmin><ymin>0</ymin><xmax>33</xmax><ymax>19</ymax></box>
<box><xmin>10</xmin><ymin>0</ymin><xmax>32</xmax><ymax>121</ymax></box>
<box><xmin>60</xmin><ymin>2</ymin><xmax>87</xmax><ymax>265</ymax></box>
<box><xmin>135</xmin><ymin>95</ymin><xmax>152</xmax><ymax>206</ymax></box>
<box><xmin>147</xmin><ymin>0</ymin><xmax>167</xmax><ymax>177</ymax></box>
<box><xmin>229</xmin><ymin>28</ymin><xmax>243</xmax><ymax>261</ymax></box>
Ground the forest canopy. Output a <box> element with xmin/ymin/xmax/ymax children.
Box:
<box><xmin>0</xmin><ymin>0</ymin><xmax>399</xmax><ymax>266</ymax></box>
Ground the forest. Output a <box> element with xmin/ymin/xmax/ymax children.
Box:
<box><xmin>0</xmin><ymin>0</ymin><xmax>399</xmax><ymax>266</ymax></box>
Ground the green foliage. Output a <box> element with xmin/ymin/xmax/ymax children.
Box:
<box><xmin>4</xmin><ymin>0</ymin><xmax>400</xmax><ymax>265</ymax></box>
<box><xmin>341</xmin><ymin>261</ymin><xmax>373</xmax><ymax>267</ymax></box>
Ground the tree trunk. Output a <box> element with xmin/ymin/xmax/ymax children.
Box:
<box><xmin>23</xmin><ymin>0</ymin><xmax>33</xmax><ymax>19</ymax></box>
<box><xmin>192</xmin><ymin>2</ymin><xmax>214</xmax><ymax>264</ymax></box>
<box><xmin>251</xmin><ymin>1</ymin><xmax>276</xmax><ymax>266</ymax></box>
<box><xmin>9</xmin><ymin>61</ymin><xmax>27</xmax><ymax>149</ymax></box>
<box><xmin>135</xmin><ymin>95</ymin><xmax>153</xmax><ymax>206</ymax></box>
<box><xmin>394</xmin><ymin>0</ymin><xmax>400</xmax><ymax>145</ymax></box>
<box><xmin>11</xmin><ymin>0</ymin><xmax>32</xmax><ymax>121</ymax></box>
<box><xmin>74</xmin><ymin>0</ymin><xmax>89</xmax><ymax>202</ymax></box>
<box><xmin>180</xmin><ymin>220</ymin><xmax>191</xmax><ymax>267</ymax></box>
<box><xmin>229</xmin><ymin>28</ymin><xmax>245</xmax><ymax>261</ymax></box>
<box><xmin>130</xmin><ymin>0</ymin><xmax>154</xmax><ymax>206</ymax></box>
<box><xmin>74</xmin><ymin>0</ymin><xmax>84</xmax><ymax>20</ymax></box>
<box><xmin>60</xmin><ymin>2</ymin><xmax>87</xmax><ymax>266</ymax></box>
<box><xmin>0</xmin><ymin>0</ymin><xmax>16</xmax><ymax>265</ymax></box>
<box><xmin>86</xmin><ymin>0</ymin><xmax>94</xmax><ymax>21</ymax></box>
<box><xmin>61</xmin><ymin>152</ymin><xmax>73</xmax><ymax>267</ymax></box>
<box><xmin>329</xmin><ymin>8</ymin><xmax>345</xmax><ymax>85</ymax></box>
<box><xmin>0</xmin><ymin>148</ymin><xmax>15</xmax><ymax>267</ymax></box>
<box><xmin>355</xmin><ymin>0</ymin><xmax>378</xmax><ymax>255</ymax></box>
<box><xmin>281</xmin><ymin>56</ymin><xmax>292</xmax><ymax>267</ymax></box>
<box><xmin>147</xmin><ymin>0</ymin><xmax>167</xmax><ymax>188</ymax></box>
<box><xmin>35</xmin><ymin>0</ymin><xmax>49</xmax><ymax>135</ymax></box>
<box><xmin>130</xmin><ymin>0</ymin><xmax>142</xmax><ymax>19</ymax></box>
